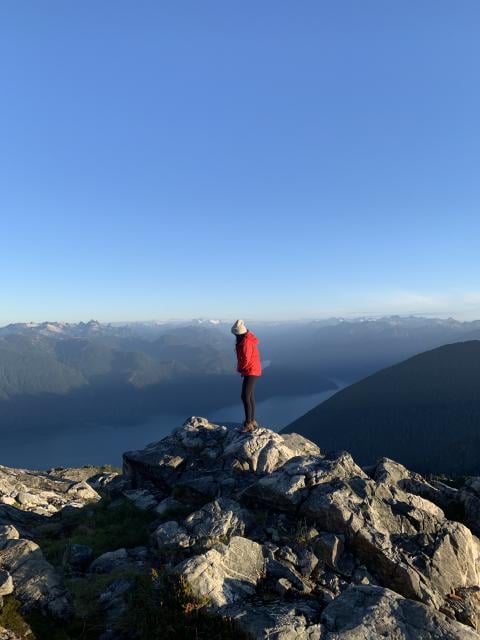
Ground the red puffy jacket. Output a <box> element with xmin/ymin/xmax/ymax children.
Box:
<box><xmin>236</xmin><ymin>331</ymin><xmax>262</xmax><ymax>376</ymax></box>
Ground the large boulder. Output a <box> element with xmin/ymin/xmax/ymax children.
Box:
<box><xmin>88</xmin><ymin>547</ymin><xmax>150</xmax><ymax>574</ymax></box>
<box><xmin>174</xmin><ymin>536</ymin><xmax>265</xmax><ymax>610</ymax></box>
<box><xmin>222</xmin><ymin>428</ymin><xmax>320</xmax><ymax>474</ymax></box>
<box><xmin>153</xmin><ymin>498</ymin><xmax>248</xmax><ymax>551</ymax></box>
<box><xmin>246</xmin><ymin>452</ymin><xmax>365</xmax><ymax>510</ymax></box>
<box><xmin>321</xmin><ymin>585</ymin><xmax>480</xmax><ymax>639</ymax></box>
<box><xmin>0</xmin><ymin>536</ymin><xmax>72</xmax><ymax>618</ymax></box>
<box><xmin>153</xmin><ymin>521</ymin><xmax>192</xmax><ymax>549</ymax></box>
<box><xmin>123</xmin><ymin>417</ymin><xmax>321</xmax><ymax>500</ymax></box>
<box><xmin>88</xmin><ymin>549</ymin><xmax>129</xmax><ymax>574</ymax></box>
<box><xmin>183</xmin><ymin>498</ymin><xmax>247</xmax><ymax>542</ymax></box>
<box><xmin>370</xmin><ymin>458</ymin><xmax>464</xmax><ymax>519</ymax></box>
<box><xmin>227</xmin><ymin>600</ymin><xmax>323</xmax><ymax>639</ymax></box>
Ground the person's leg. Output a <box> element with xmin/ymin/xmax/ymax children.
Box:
<box><xmin>249</xmin><ymin>376</ymin><xmax>257</xmax><ymax>423</ymax></box>
<box><xmin>244</xmin><ymin>376</ymin><xmax>257</xmax><ymax>423</ymax></box>
<box><xmin>241</xmin><ymin>376</ymin><xmax>249</xmax><ymax>423</ymax></box>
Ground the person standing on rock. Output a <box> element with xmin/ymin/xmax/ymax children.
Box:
<box><xmin>231</xmin><ymin>319</ymin><xmax>262</xmax><ymax>432</ymax></box>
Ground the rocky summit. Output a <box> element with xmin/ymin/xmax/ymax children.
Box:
<box><xmin>3</xmin><ymin>418</ymin><xmax>480</xmax><ymax>638</ymax></box>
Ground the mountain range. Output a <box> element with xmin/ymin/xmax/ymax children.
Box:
<box><xmin>2</xmin><ymin>316</ymin><xmax>480</xmax><ymax>451</ymax></box>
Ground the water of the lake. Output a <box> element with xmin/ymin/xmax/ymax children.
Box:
<box><xmin>0</xmin><ymin>385</ymin><xmax>344</xmax><ymax>469</ymax></box>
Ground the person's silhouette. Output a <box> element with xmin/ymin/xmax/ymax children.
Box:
<box><xmin>231</xmin><ymin>319</ymin><xmax>262</xmax><ymax>432</ymax></box>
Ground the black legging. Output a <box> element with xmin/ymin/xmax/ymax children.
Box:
<box><xmin>241</xmin><ymin>375</ymin><xmax>257</xmax><ymax>423</ymax></box>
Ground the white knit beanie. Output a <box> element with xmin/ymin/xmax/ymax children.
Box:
<box><xmin>231</xmin><ymin>319</ymin><xmax>248</xmax><ymax>335</ymax></box>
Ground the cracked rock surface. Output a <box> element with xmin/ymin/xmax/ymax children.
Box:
<box><xmin>122</xmin><ymin>416</ymin><xmax>480</xmax><ymax>639</ymax></box>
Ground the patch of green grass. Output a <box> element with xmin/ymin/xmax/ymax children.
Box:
<box><xmin>0</xmin><ymin>596</ymin><xmax>34</xmax><ymax>637</ymax></box>
<box><xmin>119</xmin><ymin>569</ymin><xmax>251</xmax><ymax>640</ymax></box>
<box><xmin>35</xmin><ymin>497</ymin><xmax>155</xmax><ymax>566</ymax></box>
<box><xmin>1</xmin><ymin>595</ymin><xmax>74</xmax><ymax>640</ymax></box>
<box><xmin>64</xmin><ymin>566</ymin><xmax>145</xmax><ymax>639</ymax></box>
<box><xmin>23</xmin><ymin>567</ymin><xmax>148</xmax><ymax>640</ymax></box>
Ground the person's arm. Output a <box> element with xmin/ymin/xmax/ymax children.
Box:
<box><xmin>237</xmin><ymin>339</ymin><xmax>253</xmax><ymax>373</ymax></box>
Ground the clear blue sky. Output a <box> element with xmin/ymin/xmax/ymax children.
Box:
<box><xmin>1</xmin><ymin>1</ymin><xmax>479</xmax><ymax>324</ymax></box>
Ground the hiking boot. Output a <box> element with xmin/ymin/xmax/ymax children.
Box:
<box><xmin>238</xmin><ymin>421</ymin><xmax>255</xmax><ymax>433</ymax></box>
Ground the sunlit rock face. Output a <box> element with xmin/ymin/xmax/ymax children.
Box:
<box><xmin>122</xmin><ymin>416</ymin><xmax>480</xmax><ymax>638</ymax></box>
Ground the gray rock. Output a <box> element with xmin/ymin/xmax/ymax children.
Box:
<box><xmin>62</xmin><ymin>543</ymin><xmax>94</xmax><ymax>572</ymax></box>
<box><xmin>0</xmin><ymin>537</ymin><xmax>72</xmax><ymax>618</ymax></box>
<box><xmin>66</xmin><ymin>481</ymin><xmax>101</xmax><ymax>502</ymax></box>
<box><xmin>352</xmin><ymin>565</ymin><xmax>373</xmax><ymax>585</ymax></box>
<box><xmin>246</xmin><ymin>452</ymin><xmax>366</xmax><ymax>510</ymax></box>
<box><xmin>89</xmin><ymin>548</ymin><xmax>129</xmax><ymax>573</ymax></box>
<box><xmin>174</xmin><ymin>536</ymin><xmax>265</xmax><ymax>609</ymax></box>
<box><xmin>99</xmin><ymin>577</ymin><xmax>134</xmax><ymax>609</ymax></box>
<box><xmin>0</xmin><ymin>504</ymin><xmax>45</xmax><ymax>534</ymax></box>
<box><xmin>127</xmin><ymin>546</ymin><xmax>149</xmax><ymax>561</ymax></box>
<box><xmin>300</xmin><ymin>475</ymin><xmax>480</xmax><ymax>617</ymax></box>
<box><xmin>153</xmin><ymin>521</ymin><xmax>192</xmax><ymax>549</ymax></box>
<box><xmin>226</xmin><ymin>600</ymin><xmax>323</xmax><ymax>639</ymax></box>
<box><xmin>314</xmin><ymin>533</ymin><xmax>345</xmax><ymax>569</ymax></box>
<box><xmin>273</xmin><ymin>545</ymin><xmax>319</xmax><ymax>580</ymax></box>
<box><xmin>266</xmin><ymin>558</ymin><xmax>311</xmax><ymax>593</ymax></box>
<box><xmin>321</xmin><ymin>584</ymin><xmax>480</xmax><ymax>639</ymax></box>
<box><xmin>281</xmin><ymin>433</ymin><xmax>322</xmax><ymax>458</ymax></box>
<box><xmin>0</xmin><ymin>525</ymin><xmax>19</xmax><ymax>549</ymax></box>
<box><xmin>222</xmin><ymin>428</ymin><xmax>314</xmax><ymax>475</ymax></box>
<box><xmin>0</xmin><ymin>463</ymin><xmax>101</xmax><ymax>517</ymax></box>
<box><xmin>296</xmin><ymin>549</ymin><xmax>319</xmax><ymax>577</ymax></box>
<box><xmin>102</xmin><ymin>419</ymin><xmax>480</xmax><ymax>635</ymax></box>
<box><xmin>96</xmin><ymin>577</ymin><xmax>136</xmax><ymax>629</ymax></box>
<box><xmin>47</xmin><ymin>466</ymin><xmax>115</xmax><ymax>483</ymax></box>
<box><xmin>0</xmin><ymin>628</ymin><xmax>24</xmax><ymax>640</ymax></box>
<box><xmin>0</xmin><ymin>570</ymin><xmax>13</xmax><ymax>597</ymax></box>
<box><xmin>123</xmin><ymin>417</ymin><xmax>324</xmax><ymax>498</ymax></box>
<box><xmin>122</xmin><ymin>489</ymin><xmax>158</xmax><ymax>511</ymax></box>
<box><xmin>154</xmin><ymin>496</ymin><xmax>184</xmax><ymax>517</ymax></box>
<box><xmin>183</xmin><ymin>498</ymin><xmax>247</xmax><ymax>543</ymax></box>
<box><xmin>16</xmin><ymin>491</ymin><xmax>41</xmax><ymax>506</ymax></box>
<box><xmin>372</xmin><ymin>457</ymin><xmax>459</xmax><ymax>516</ymax></box>
<box><xmin>94</xmin><ymin>473</ymin><xmax>129</xmax><ymax>498</ymax></box>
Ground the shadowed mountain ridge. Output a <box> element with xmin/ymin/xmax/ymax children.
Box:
<box><xmin>283</xmin><ymin>340</ymin><xmax>480</xmax><ymax>475</ymax></box>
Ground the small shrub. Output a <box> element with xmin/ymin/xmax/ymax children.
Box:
<box><xmin>119</xmin><ymin>568</ymin><xmax>250</xmax><ymax>639</ymax></box>
<box><xmin>293</xmin><ymin>518</ymin><xmax>312</xmax><ymax>546</ymax></box>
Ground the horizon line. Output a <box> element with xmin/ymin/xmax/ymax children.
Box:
<box><xmin>1</xmin><ymin>312</ymin><xmax>480</xmax><ymax>330</ymax></box>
